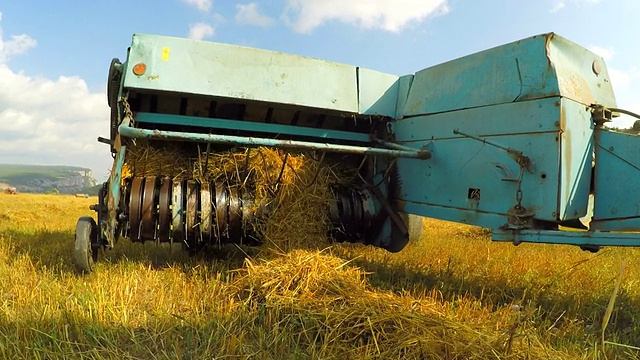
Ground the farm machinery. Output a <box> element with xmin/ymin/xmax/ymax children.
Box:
<box><xmin>75</xmin><ymin>33</ymin><xmax>640</xmax><ymax>272</ymax></box>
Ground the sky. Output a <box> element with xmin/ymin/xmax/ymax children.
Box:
<box><xmin>0</xmin><ymin>0</ymin><xmax>639</xmax><ymax>180</ymax></box>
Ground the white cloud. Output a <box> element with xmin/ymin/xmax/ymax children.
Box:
<box><xmin>608</xmin><ymin>67</ymin><xmax>630</xmax><ymax>89</ymax></box>
<box><xmin>283</xmin><ymin>0</ymin><xmax>449</xmax><ymax>33</ymax></box>
<box><xmin>188</xmin><ymin>22</ymin><xmax>215</xmax><ymax>40</ymax></box>
<box><xmin>607</xmin><ymin>68</ymin><xmax>640</xmax><ymax>129</ymax></box>
<box><xmin>0</xmin><ymin>13</ymin><xmax>37</xmax><ymax>63</ymax></box>
<box><xmin>182</xmin><ymin>0</ymin><xmax>212</xmax><ymax>12</ymax></box>
<box><xmin>0</xmin><ymin>12</ymin><xmax>111</xmax><ymax>180</ymax></box>
<box><xmin>588</xmin><ymin>45</ymin><xmax>615</xmax><ymax>61</ymax></box>
<box><xmin>549</xmin><ymin>2</ymin><xmax>565</xmax><ymax>12</ymax></box>
<box><xmin>550</xmin><ymin>0</ymin><xmax>602</xmax><ymax>13</ymax></box>
<box><xmin>235</xmin><ymin>3</ymin><xmax>275</xmax><ymax>27</ymax></box>
<box><xmin>585</xmin><ymin>43</ymin><xmax>640</xmax><ymax>129</ymax></box>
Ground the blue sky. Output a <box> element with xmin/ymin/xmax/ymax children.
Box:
<box><xmin>0</xmin><ymin>0</ymin><xmax>638</xmax><ymax>180</ymax></box>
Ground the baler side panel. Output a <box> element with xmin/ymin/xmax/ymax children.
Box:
<box><xmin>396</xmin><ymin>98</ymin><xmax>562</xmax><ymax>227</ymax></box>
<box><xmin>394</xmin><ymin>33</ymin><xmax>615</xmax><ymax>229</ymax></box>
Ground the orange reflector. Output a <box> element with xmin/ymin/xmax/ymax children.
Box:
<box><xmin>132</xmin><ymin>63</ymin><xmax>147</xmax><ymax>76</ymax></box>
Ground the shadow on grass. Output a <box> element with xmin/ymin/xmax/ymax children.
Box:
<box><xmin>0</xmin><ymin>228</ymin><xmax>251</xmax><ymax>275</ymax></box>
<box><xmin>0</xmin><ymin>314</ymin><xmax>282</xmax><ymax>359</ymax></box>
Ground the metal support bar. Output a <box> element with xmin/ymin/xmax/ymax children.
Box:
<box><xmin>118</xmin><ymin>122</ymin><xmax>431</xmax><ymax>159</ymax></box>
<box><xmin>135</xmin><ymin>112</ymin><xmax>372</xmax><ymax>143</ymax></box>
<box><xmin>372</xmin><ymin>138</ymin><xmax>431</xmax><ymax>159</ymax></box>
<box><xmin>492</xmin><ymin>229</ymin><xmax>640</xmax><ymax>247</ymax></box>
<box><xmin>106</xmin><ymin>140</ymin><xmax>127</xmax><ymax>247</ymax></box>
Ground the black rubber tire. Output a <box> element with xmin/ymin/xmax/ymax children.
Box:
<box><xmin>74</xmin><ymin>217</ymin><xmax>97</xmax><ymax>273</ymax></box>
<box><xmin>107</xmin><ymin>58</ymin><xmax>121</xmax><ymax>108</ymax></box>
<box><xmin>107</xmin><ymin>58</ymin><xmax>122</xmax><ymax>153</ymax></box>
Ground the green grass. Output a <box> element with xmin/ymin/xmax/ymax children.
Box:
<box><xmin>0</xmin><ymin>194</ymin><xmax>639</xmax><ymax>359</ymax></box>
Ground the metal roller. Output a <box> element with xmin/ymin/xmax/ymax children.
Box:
<box><xmin>228</xmin><ymin>186</ymin><xmax>242</xmax><ymax>244</ymax></box>
<box><xmin>140</xmin><ymin>176</ymin><xmax>157</xmax><ymax>240</ymax></box>
<box><xmin>241</xmin><ymin>189</ymin><xmax>257</xmax><ymax>243</ymax></box>
<box><xmin>172</xmin><ymin>180</ymin><xmax>185</xmax><ymax>242</ymax></box>
<box><xmin>186</xmin><ymin>180</ymin><xmax>199</xmax><ymax>240</ymax></box>
<box><xmin>119</xmin><ymin>176</ymin><xmax>262</xmax><ymax>249</ymax></box>
<box><xmin>329</xmin><ymin>186</ymin><xmax>379</xmax><ymax>244</ymax></box>
<box><xmin>214</xmin><ymin>181</ymin><xmax>229</xmax><ymax>244</ymax></box>
<box><xmin>157</xmin><ymin>178</ymin><xmax>172</xmax><ymax>242</ymax></box>
<box><xmin>129</xmin><ymin>177</ymin><xmax>145</xmax><ymax>241</ymax></box>
<box><xmin>200</xmin><ymin>182</ymin><xmax>212</xmax><ymax>244</ymax></box>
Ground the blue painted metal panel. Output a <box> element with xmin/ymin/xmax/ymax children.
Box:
<box><xmin>493</xmin><ymin>229</ymin><xmax>640</xmax><ymax>247</ymax></box>
<box><xmin>397</xmin><ymin>97</ymin><xmax>561</xmax><ymax>140</ymax></box>
<box><xmin>394</xmin><ymin>75</ymin><xmax>413</xmax><ymax>120</ymax></box>
<box><xmin>135</xmin><ymin>112</ymin><xmax>372</xmax><ymax>143</ymax></box>
<box><xmin>402</xmin><ymin>33</ymin><xmax>615</xmax><ymax>117</ymax></box>
<box><xmin>124</xmin><ymin>34</ymin><xmax>360</xmax><ymax>113</ymax></box>
<box><xmin>395</xmin><ymin>97</ymin><xmax>596</xmax><ymax>224</ymax></box>
<box><xmin>396</xmin><ymin>98</ymin><xmax>561</xmax><ymax>222</ymax></box>
<box><xmin>591</xmin><ymin>130</ymin><xmax>640</xmax><ymax>231</ymax></box>
<box><xmin>357</xmin><ymin>68</ymin><xmax>399</xmax><ymax>117</ymax></box>
<box><xmin>400</xmin><ymin>200</ymin><xmax>509</xmax><ymax>229</ymax></box>
<box><xmin>396</xmin><ymin>132</ymin><xmax>560</xmax><ymax>221</ymax></box>
<box><xmin>558</xmin><ymin>99</ymin><xmax>593</xmax><ymax>220</ymax></box>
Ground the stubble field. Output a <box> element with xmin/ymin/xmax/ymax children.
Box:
<box><xmin>1</xmin><ymin>193</ymin><xmax>639</xmax><ymax>359</ymax></box>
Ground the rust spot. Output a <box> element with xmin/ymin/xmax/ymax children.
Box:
<box><xmin>544</xmin><ymin>33</ymin><xmax>554</xmax><ymax>70</ymax></box>
<box><xmin>592</xmin><ymin>60</ymin><xmax>601</xmax><ymax>76</ymax></box>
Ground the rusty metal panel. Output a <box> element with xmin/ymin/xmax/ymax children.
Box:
<box><xmin>547</xmin><ymin>34</ymin><xmax>616</xmax><ymax>108</ymax></box>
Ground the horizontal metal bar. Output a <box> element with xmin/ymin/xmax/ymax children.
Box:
<box><xmin>135</xmin><ymin>112</ymin><xmax>372</xmax><ymax>143</ymax></box>
<box><xmin>119</xmin><ymin>123</ymin><xmax>431</xmax><ymax>159</ymax></box>
<box><xmin>373</xmin><ymin>138</ymin><xmax>431</xmax><ymax>159</ymax></box>
<box><xmin>492</xmin><ymin>229</ymin><xmax>640</xmax><ymax>247</ymax></box>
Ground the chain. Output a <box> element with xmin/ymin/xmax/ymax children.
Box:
<box><xmin>122</xmin><ymin>96</ymin><xmax>134</xmax><ymax>125</ymax></box>
<box><xmin>514</xmin><ymin>166</ymin><xmax>525</xmax><ymax>212</ymax></box>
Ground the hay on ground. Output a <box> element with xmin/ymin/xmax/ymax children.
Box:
<box><xmin>229</xmin><ymin>249</ymin><xmax>568</xmax><ymax>359</ymax></box>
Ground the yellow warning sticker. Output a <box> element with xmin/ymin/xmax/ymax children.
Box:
<box><xmin>161</xmin><ymin>47</ymin><xmax>170</xmax><ymax>61</ymax></box>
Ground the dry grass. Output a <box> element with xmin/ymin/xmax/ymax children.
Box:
<box><xmin>1</xmin><ymin>193</ymin><xmax>640</xmax><ymax>359</ymax></box>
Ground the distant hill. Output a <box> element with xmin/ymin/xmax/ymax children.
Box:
<box><xmin>0</xmin><ymin>164</ymin><xmax>99</xmax><ymax>195</ymax></box>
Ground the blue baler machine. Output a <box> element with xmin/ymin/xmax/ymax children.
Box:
<box><xmin>75</xmin><ymin>33</ymin><xmax>640</xmax><ymax>272</ymax></box>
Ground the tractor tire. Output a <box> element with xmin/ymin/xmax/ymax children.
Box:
<box><xmin>74</xmin><ymin>217</ymin><xmax>98</xmax><ymax>273</ymax></box>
